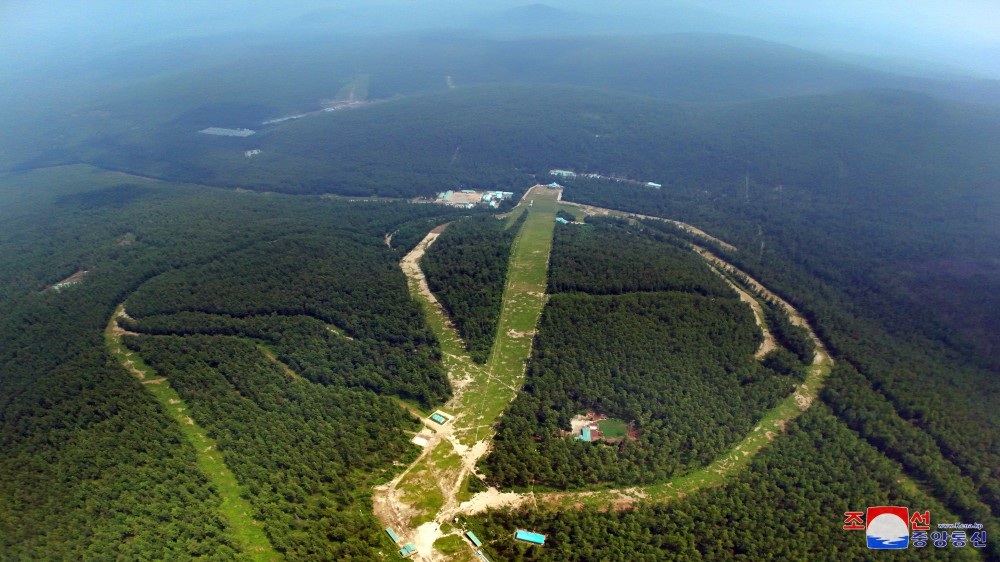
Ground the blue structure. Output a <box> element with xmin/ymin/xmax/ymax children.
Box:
<box><xmin>556</xmin><ymin>217</ymin><xmax>569</xmax><ymax>224</ymax></box>
<box><xmin>399</xmin><ymin>543</ymin><xmax>416</xmax><ymax>556</ymax></box>
<box><xmin>466</xmin><ymin>531</ymin><xmax>483</xmax><ymax>547</ymax></box>
<box><xmin>574</xmin><ymin>427</ymin><xmax>592</xmax><ymax>441</ymax></box>
<box><xmin>515</xmin><ymin>530</ymin><xmax>547</xmax><ymax>545</ymax></box>
<box><xmin>385</xmin><ymin>528</ymin><xmax>400</xmax><ymax>543</ymax></box>
<box><xmin>430</xmin><ymin>413</ymin><xmax>447</xmax><ymax>424</ymax></box>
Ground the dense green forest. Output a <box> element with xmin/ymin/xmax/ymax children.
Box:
<box><xmin>123</xmin><ymin>232</ymin><xmax>450</xmax><ymax>406</ymax></box>
<box><xmin>547</xmin><ymin>218</ymin><xmax>733</xmax><ymax>296</ymax></box>
<box><xmin>125</xmin><ymin>334</ymin><xmax>417</xmax><ymax>559</ymax></box>
<box><xmin>422</xmin><ymin>214</ymin><xmax>523</xmax><ymax>362</ymax></box>
<box><xmin>0</xmin><ymin>167</ymin><xmax>457</xmax><ymax>558</ymax></box>
<box><xmin>5</xmin><ymin>32</ymin><xmax>998</xmax><ymax>174</ymax></box>
<box><xmin>561</xmin><ymin>180</ymin><xmax>1000</xmax><ymax>558</ymax></box>
<box><xmin>2</xmin><ymin>23</ymin><xmax>999</xmax><ymax>560</ymax></box>
<box><xmin>481</xmin><ymin>221</ymin><xmax>803</xmax><ymax>489</ymax></box>
<box><xmin>471</xmin><ymin>406</ymin><xmax>980</xmax><ymax>561</ymax></box>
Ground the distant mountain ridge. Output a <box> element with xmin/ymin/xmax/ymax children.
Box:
<box><xmin>485</xmin><ymin>3</ymin><xmax>599</xmax><ymax>33</ymax></box>
<box><xmin>3</xmin><ymin>31</ymin><xmax>999</xmax><ymax>175</ymax></box>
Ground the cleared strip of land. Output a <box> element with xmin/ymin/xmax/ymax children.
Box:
<box><xmin>105</xmin><ymin>305</ymin><xmax>279</xmax><ymax>561</ymax></box>
<box><xmin>376</xmin><ymin>192</ymin><xmax>834</xmax><ymax>560</ymax></box>
<box><xmin>373</xmin><ymin>186</ymin><xmax>559</xmax><ymax>560</ymax></box>
<box><xmin>465</xmin><ymin>207</ymin><xmax>833</xmax><ymax>512</ymax></box>
<box><xmin>559</xmin><ymin>200</ymin><xmax>738</xmax><ymax>252</ymax></box>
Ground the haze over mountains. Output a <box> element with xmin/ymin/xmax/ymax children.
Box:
<box><xmin>1</xmin><ymin>3</ymin><xmax>998</xmax><ymax>364</ymax></box>
<box><xmin>2</xmin><ymin>2</ymin><xmax>999</xmax><ymax>560</ymax></box>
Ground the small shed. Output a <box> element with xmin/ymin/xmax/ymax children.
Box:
<box><xmin>646</xmin><ymin>182</ymin><xmax>662</xmax><ymax>189</ymax></box>
<box><xmin>515</xmin><ymin>530</ymin><xmax>547</xmax><ymax>545</ymax></box>
<box><xmin>385</xmin><ymin>528</ymin><xmax>400</xmax><ymax>543</ymax></box>
<box><xmin>399</xmin><ymin>543</ymin><xmax>417</xmax><ymax>557</ymax></box>
<box><xmin>555</xmin><ymin>217</ymin><xmax>569</xmax><ymax>224</ymax></box>
<box><xmin>466</xmin><ymin>530</ymin><xmax>483</xmax><ymax>547</ymax></box>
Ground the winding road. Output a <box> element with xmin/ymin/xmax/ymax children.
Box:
<box><xmin>374</xmin><ymin>189</ymin><xmax>834</xmax><ymax>560</ymax></box>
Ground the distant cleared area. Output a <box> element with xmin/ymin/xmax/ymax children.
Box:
<box><xmin>198</xmin><ymin>127</ymin><xmax>255</xmax><ymax>137</ymax></box>
<box><xmin>427</xmin><ymin>189</ymin><xmax>514</xmax><ymax>209</ymax></box>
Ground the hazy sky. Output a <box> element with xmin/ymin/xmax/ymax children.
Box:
<box><xmin>2</xmin><ymin>0</ymin><xmax>999</xmax><ymax>78</ymax></box>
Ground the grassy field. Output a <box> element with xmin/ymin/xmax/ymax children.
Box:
<box><xmin>457</xmin><ymin>187</ymin><xmax>558</xmax><ymax>444</ymax></box>
<box><xmin>104</xmin><ymin>306</ymin><xmax>279</xmax><ymax>561</ymax></box>
<box><xmin>597</xmin><ymin>418</ymin><xmax>629</xmax><ymax>440</ymax></box>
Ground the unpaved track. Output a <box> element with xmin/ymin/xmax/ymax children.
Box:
<box><xmin>399</xmin><ymin>226</ymin><xmax>447</xmax><ymax>308</ymax></box>
<box><xmin>376</xmin><ymin>195</ymin><xmax>833</xmax><ymax>558</ymax></box>
<box><xmin>707</xmin><ymin>264</ymin><xmax>778</xmax><ymax>358</ymax></box>
<box><xmin>373</xmin><ymin>188</ymin><xmax>557</xmax><ymax>561</ymax></box>
<box><xmin>455</xmin><ymin>207</ymin><xmax>832</xmax><ymax>514</ymax></box>
<box><xmin>559</xmin><ymin>201</ymin><xmax>738</xmax><ymax>252</ymax></box>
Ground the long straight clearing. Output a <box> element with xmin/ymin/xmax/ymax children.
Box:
<box><xmin>105</xmin><ymin>305</ymin><xmax>279</xmax><ymax>562</ymax></box>
<box><xmin>375</xmin><ymin>190</ymin><xmax>836</xmax><ymax>560</ymax></box>
<box><xmin>372</xmin><ymin>185</ymin><xmax>559</xmax><ymax>560</ymax></box>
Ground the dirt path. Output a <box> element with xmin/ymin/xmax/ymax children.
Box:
<box><xmin>692</xmin><ymin>245</ymin><xmax>828</xmax><ymax>365</ymax></box>
<box><xmin>257</xmin><ymin>345</ymin><xmax>303</xmax><ymax>381</ymax></box>
<box><xmin>373</xmin><ymin>188</ymin><xmax>559</xmax><ymax>561</ymax></box>
<box><xmin>400</xmin><ymin>225</ymin><xmax>447</xmax><ymax>309</ymax></box>
<box><xmin>376</xmin><ymin>196</ymin><xmax>833</xmax><ymax>557</ymax></box>
<box><xmin>706</xmin><ymin>265</ymin><xmax>778</xmax><ymax>359</ymax></box>
<box><xmin>559</xmin><ymin>201</ymin><xmax>738</xmax><ymax>252</ymax></box>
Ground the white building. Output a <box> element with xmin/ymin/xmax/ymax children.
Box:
<box><xmin>549</xmin><ymin>169</ymin><xmax>576</xmax><ymax>178</ymax></box>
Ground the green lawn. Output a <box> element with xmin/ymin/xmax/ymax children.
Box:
<box><xmin>597</xmin><ymin>418</ymin><xmax>628</xmax><ymax>440</ymax></box>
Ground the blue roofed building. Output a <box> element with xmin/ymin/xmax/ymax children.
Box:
<box><xmin>515</xmin><ymin>530</ymin><xmax>547</xmax><ymax>545</ymax></box>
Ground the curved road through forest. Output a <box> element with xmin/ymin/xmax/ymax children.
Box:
<box><xmin>375</xmin><ymin>189</ymin><xmax>833</xmax><ymax>561</ymax></box>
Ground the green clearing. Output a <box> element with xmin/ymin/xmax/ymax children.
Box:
<box><xmin>433</xmin><ymin>534</ymin><xmax>467</xmax><ymax>556</ymax></box>
<box><xmin>104</xmin><ymin>307</ymin><xmax>279</xmax><ymax>561</ymax></box>
<box><xmin>596</xmin><ymin>418</ymin><xmax>628</xmax><ymax>440</ymax></box>
<box><xmin>391</xmin><ymin>186</ymin><xmax>559</xmax><ymax>531</ymax></box>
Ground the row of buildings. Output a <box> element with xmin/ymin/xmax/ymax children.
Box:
<box><xmin>435</xmin><ymin>189</ymin><xmax>515</xmax><ymax>209</ymax></box>
<box><xmin>549</xmin><ymin>169</ymin><xmax>662</xmax><ymax>189</ymax></box>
